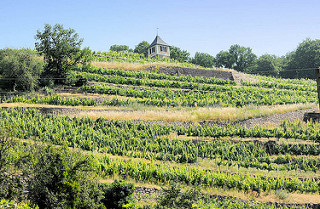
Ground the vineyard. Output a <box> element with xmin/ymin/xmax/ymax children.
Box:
<box><xmin>0</xmin><ymin>57</ymin><xmax>320</xmax><ymax>208</ymax></box>
<box><xmin>2</xmin><ymin>65</ymin><xmax>317</xmax><ymax>109</ymax></box>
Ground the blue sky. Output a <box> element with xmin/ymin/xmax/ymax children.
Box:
<box><xmin>1</xmin><ymin>0</ymin><xmax>319</xmax><ymax>57</ymax></box>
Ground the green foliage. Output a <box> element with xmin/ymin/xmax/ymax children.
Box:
<box><xmin>110</xmin><ymin>44</ymin><xmax>133</xmax><ymax>53</ymax></box>
<box><xmin>26</xmin><ymin>145</ymin><xmax>99</xmax><ymax>209</ymax></box>
<box><xmin>91</xmin><ymin>50</ymin><xmax>200</xmax><ymax>68</ymax></box>
<box><xmin>0</xmin><ymin>135</ymin><xmax>16</xmax><ymax>173</ymax></box>
<box><xmin>2</xmin><ymin>109</ymin><xmax>320</xmax><ymax>189</ymax></box>
<box><xmin>215</xmin><ymin>44</ymin><xmax>257</xmax><ymax>72</ymax></box>
<box><xmin>0</xmin><ymin>48</ymin><xmax>44</xmax><ymax>91</ymax></box>
<box><xmin>250</xmin><ymin>54</ymin><xmax>282</xmax><ymax>76</ymax></box>
<box><xmin>0</xmin><ymin>137</ymin><xmax>139</xmax><ymax>209</ymax></box>
<box><xmin>100</xmin><ymin>179</ymin><xmax>135</xmax><ymax>209</ymax></box>
<box><xmin>194</xmin><ymin>198</ymin><xmax>305</xmax><ymax>209</ymax></box>
<box><xmin>73</xmin><ymin>66</ymin><xmax>235</xmax><ymax>85</ymax></box>
<box><xmin>0</xmin><ymin>174</ymin><xmax>25</xmax><ymax>202</ymax></box>
<box><xmin>134</xmin><ymin>41</ymin><xmax>149</xmax><ymax>57</ymax></box>
<box><xmin>215</xmin><ymin>50</ymin><xmax>232</xmax><ymax>69</ymax></box>
<box><xmin>4</xmin><ymin>94</ymin><xmax>97</xmax><ymax>106</ymax></box>
<box><xmin>191</xmin><ymin>52</ymin><xmax>215</xmax><ymax>68</ymax></box>
<box><xmin>43</xmin><ymin>66</ymin><xmax>314</xmax><ymax>108</ymax></box>
<box><xmin>169</xmin><ymin>46</ymin><xmax>191</xmax><ymax>62</ymax></box>
<box><xmin>275</xmin><ymin>189</ymin><xmax>290</xmax><ymax>201</ymax></box>
<box><xmin>0</xmin><ymin>108</ymin><xmax>319</xmax><ymax>205</ymax></box>
<box><xmin>157</xmin><ymin>183</ymin><xmax>200</xmax><ymax>209</ymax></box>
<box><xmin>0</xmin><ymin>199</ymin><xmax>38</xmax><ymax>209</ymax></box>
<box><xmin>77</xmin><ymin>70</ymin><xmax>316</xmax><ymax>107</ymax></box>
<box><xmin>285</xmin><ymin>38</ymin><xmax>320</xmax><ymax>79</ymax></box>
<box><xmin>0</xmin><ymin>135</ymin><xmax>24</xmax><ymax>201</ymax></box>
<box><xmin>35</xmin><ymin>24</ymin><xmax>91</xmax><ymax>84</ymax></box>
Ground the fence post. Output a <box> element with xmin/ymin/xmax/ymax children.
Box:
<box><xmin>316</xmin><ymin>67</ymin><xmax>320</xmax><ymax>110</ymax></box>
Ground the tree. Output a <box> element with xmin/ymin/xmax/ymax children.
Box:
<box><xmin>35</xmin><ymin>23</ymin><xmax>91</xmax><ymax>85</ymax></box>
<box><xmin>191</xmin><ymin>52</ymin><xmax>215</xmax><ymax>68</ymax></box>
<box><xmin>279</xmin><ymin>52</ymin><xmax>296</xmax><ymax>78</ymax></box>
<box><xmin>251</xmin><ymin>54</ymin><xmax>281</xmax><ymax>77</ymax></box>
<box><xmin>109</xmin><ymin>44</ymin><xmax>133</xmax><ymax>53</ymax></box>
<box><xmin>229</xmin><ymin>44</ymin><xmax>257</xmax><ymax>72</ymax></box>
<box><xmin>134</xmin><ymin>41</ymin><xmax>149</xmax><ymax>57</ymax></box>
<box><xmin>285</xmin><ymin>38</ymin><xmax>320</xmax><ymax>79</ymax></box>
<box><xmin>169</xmin><ymin>46</ymin><xmax>190</xmax><ymax>62</ymax></box>
<box><xmin>215</xmin><ymin>44</ymin><xmax>257</xmax><ymax>72</ymax></box>
<box><xmin>215</xmin><ymin>50</ymin><xmax>233</xmax><ymax>69</ymax></box>
<box><xmin>0</xmin><ymin>48</ymin><xmax>44</xmax><ymax>91</ymax></box>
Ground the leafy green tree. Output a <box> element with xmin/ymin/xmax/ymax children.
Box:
<box><xmin>229</xmin><ymin>44</ymin><xmax>257</xmax><ymax>72</ymax></box>
<box><xmin>109</xmin><ymin>44</ymin><xmax>133</xmax><ymax>53</ymax></box>
<box><xmin>0</xmin><ymin>48</ymin><xmax>44</xmax><ymax>91</ymax></box>
<box><xmin>285</xmin><ymin>38</ymin><xmax>320</xmax><ymax>79</ymax></box>
<box><xmin>169</xmin><ymin>46</ymin><xmax>190</xmax><ymax>62</ymax></box>
<box><xmin>35</xmin><ymin>24</ymin><xmax>91</xmax><ymax>85</ymax></box>
<box><xmin>134</xmin><ymin>41</ymin><xmax>149</xmax><ymax>57</ymax></box>
<box><xmin>279</xmin><ymin>52</ymin><xmax>296</xmax><ymax>78</ymax></box>
<box><xmin>215</xmin><ymin>44</ymin><xmax>257</xmax><ymax>72</ymax></box>
<box><xmin>215</xmin><ymin>50</ymin><xmax>233</xmax><ymax>69</ymax></box>
<box><xmin>191</xmin><ymin>52</ymin><xmax>215</xmax><ymax>68</ymax></box>
<box><xmin>251</xmin><ymin>54</ymin><xmax>281</xmax><ymax>76</ymax></box>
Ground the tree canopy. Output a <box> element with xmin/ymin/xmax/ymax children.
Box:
<box><xmin>0</xmin><ymin>48</ymin><xmax>44</xmax><ymax>91</ymax></box>
<box><xmin>250</xmin><ymin>54</ymin><xmax>281</xmax><ymax>77</ymax></box>
<box><xmin>109</xmin><ymin>44</ymin><xmax>133</xmax><ymax>53</ymax></box>
<box><xmin>35</xmin><ymin>23</ymin><xmax>91</xmax><ymax>84</ymax></box>
<box><xmin>134</xmin><ymin>41</ymin><xmax>149</xmax><ymax>57</ymax></box>
<box><xmin>215</xmin><ymin>44</ymin><xmax>257</xmax><ymax>72</ymax></box>
<box><xmin>285</xmin><ymin>38</ymin><xmax>320</xmax><ymax>79</ymax></box>
<box><xmin>191</xmin><ymin>52</ymin><xmax>215</xmax><ymax>68</ymax></box>
<box><xmin>169</xmin><ymin>46</ymin><xmax>191</xmax><ymax>62</ymax></box>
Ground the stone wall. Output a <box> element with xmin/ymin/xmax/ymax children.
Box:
<box><xmin>143</xmin><ymin>66</ymin><xmax>235</xmax><ymax>81</ymax></box>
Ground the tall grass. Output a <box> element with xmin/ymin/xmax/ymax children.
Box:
<box><xmin>91</xmin><ymin>61</ymin><xmax>231</xmax><ymax>72</ymax></box>
<box><xmin>70</xmin><ymin>103</ymin><xmax>316</xmax><ymax>122</ymax></box>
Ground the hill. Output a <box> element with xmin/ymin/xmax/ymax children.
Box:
<box><xmin>0</xmin><ymin>52</ymin><xmax>320</xmax><ymax>208</ymax></box>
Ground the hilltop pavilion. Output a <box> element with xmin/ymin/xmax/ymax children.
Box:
<box><xmin>148</xmin><ymin>35</ymin><xmax>170</xmax><ymax>58</ymax></box>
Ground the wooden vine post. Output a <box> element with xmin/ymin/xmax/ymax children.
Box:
<box><xmin>303</xmin><ymin>67</ymin><xmax>320</xmax><ymax>122</ymax></box>
<box><xmin>317</xmin><ymin>67</ymin><xmax>320</xmax><ymax>110</ymax></box>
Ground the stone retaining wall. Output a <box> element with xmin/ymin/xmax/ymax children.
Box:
<box><xmin>133</xmin><ymin>187</ymin><xmax>320</xmax><ymax>208</ymax></box>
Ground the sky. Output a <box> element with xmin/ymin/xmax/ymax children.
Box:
<box><xmin>0</xmin><ymin>0</ymin><xmax>320</xmax><ymax>57</ymax></box>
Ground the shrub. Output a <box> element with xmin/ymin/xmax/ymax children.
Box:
<box><xmin>26</xmin><ymin>145</ymin><xmax>101</xmax><ymax>209</ymax></box>
<box><xmin>157</xmin><ymin>183</ymin><xmax>201</xmax><ymax>209</ymax></box>
<box><xmin>100</xmin><ymin>179</ymin><xmax>135</xmax><ymax>209</ymax></box>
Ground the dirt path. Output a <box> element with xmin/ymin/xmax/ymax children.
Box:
<box><xmin>233</xmin><ymin>108</ymin><xmax>318</xmax><ymax>127</ymax></box>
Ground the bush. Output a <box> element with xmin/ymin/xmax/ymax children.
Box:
<box><xmin>74</xmin><ymin>76</ymin><xmax>88</xmax><ymax>87</ymax></box>
<box><xmin>26</xmin><ymin>145</ymin><xmax>102</xmax><ymax>209</ymax></box>
<box><xmin>0</xmin><ymin>199</ymin><xmax>38</xmax><ymax>209</ymax></box>
<box><xmin>157</xmin><ymin>183</ymin><xmax>201</xmax><ymax>209</ymax></box>
<box><xmin>100</xmin><ymin>179</ymin><xmax>135</xmax><ymax>209</ymax></box>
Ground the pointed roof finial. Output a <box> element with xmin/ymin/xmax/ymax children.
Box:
<box><xmin>157</xmin><ymin>27</ymin><xmax>159</xmax><ymax>36</ymax></box>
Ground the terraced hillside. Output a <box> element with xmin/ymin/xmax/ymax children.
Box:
<box><xmin>1</xmin><ymin>56</ymin><xmax>320</xmax><ymax>208</ymax></box>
